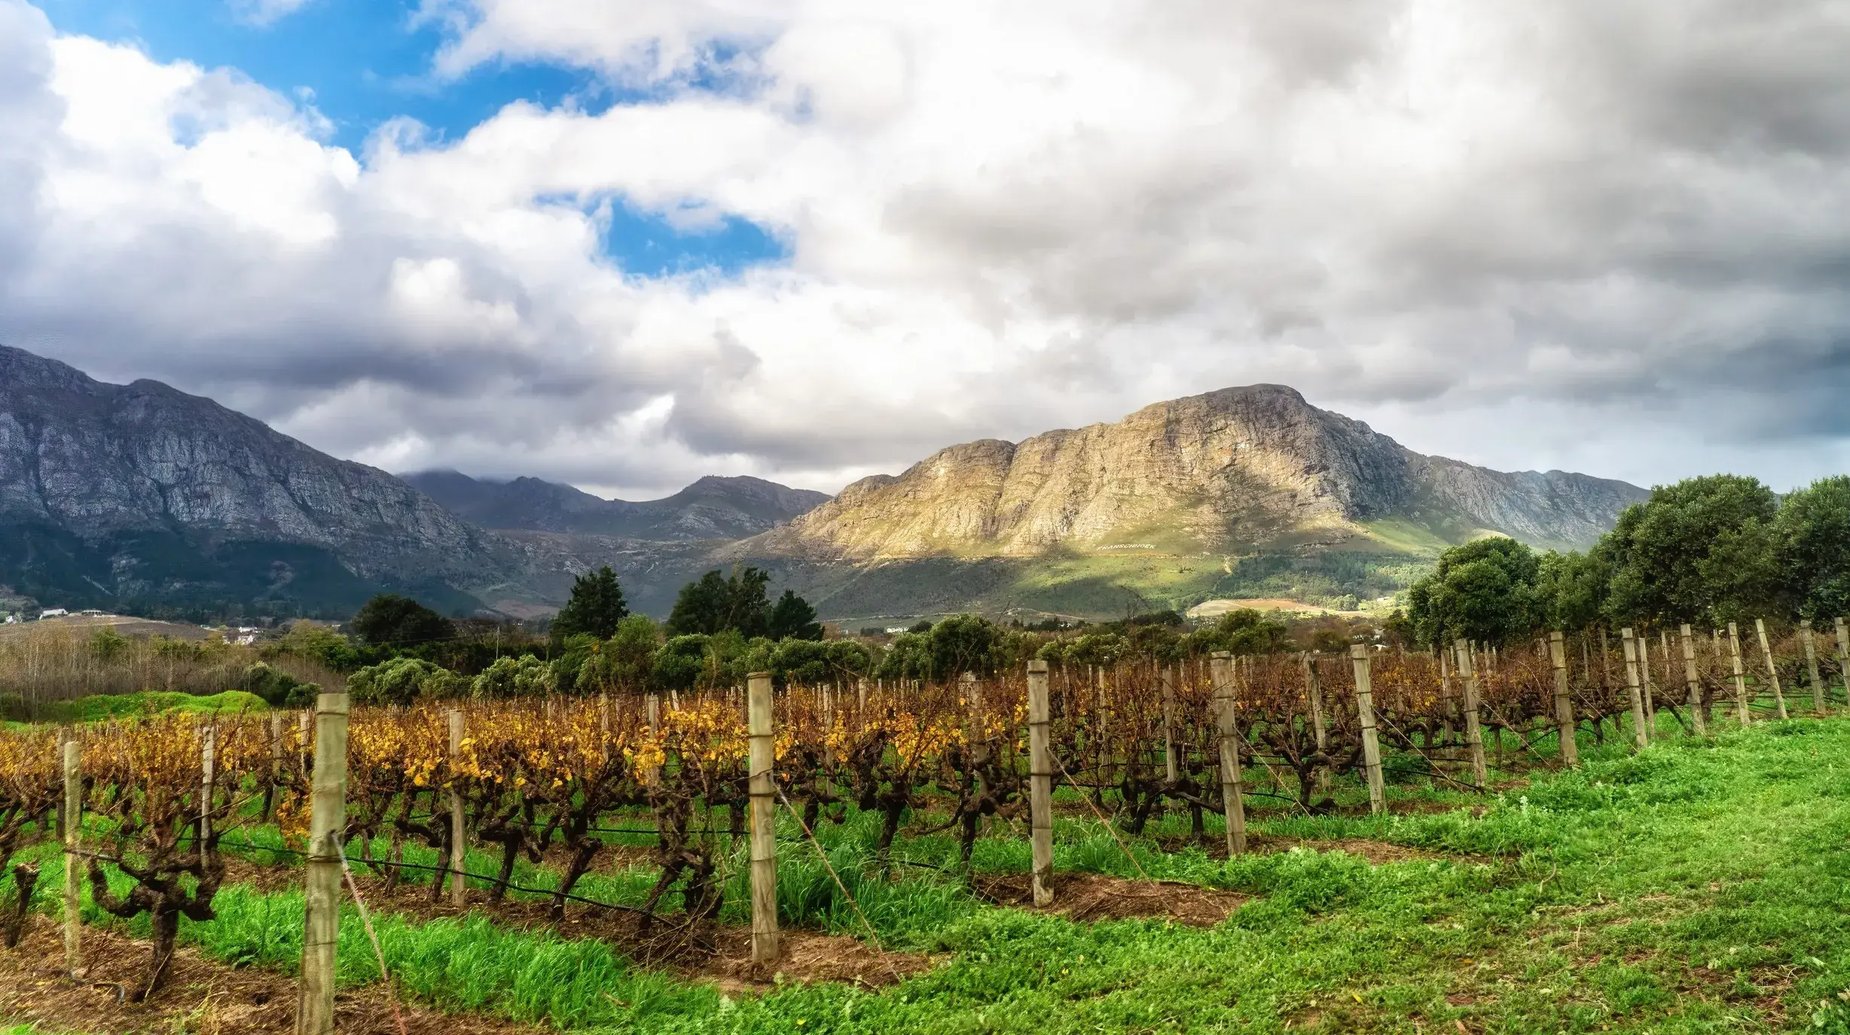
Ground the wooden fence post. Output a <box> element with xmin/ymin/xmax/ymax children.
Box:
<box><xmin>1802</xmin><ymin>627</ymin><xmax>1827</xmax><ymax>715</ymax></box>
<box><xmin>1620</xmin><ymin>628</ymin><xmax>1649</xmax><ymax>750</ymax></box>
<box><xmin>1349</xmin><ymin>646</ymin><xmax>1385</xmax><ymax>814</ymax></box>
<box><xmin>1637</xmin><ymin>632</ymin><xmax>1656</xmax><ymax>734</ymax></box>
<box><xmin>448</xmin><ymin>708</ymin><xmax>466</xmax><ymax>907</ymax></box>
<box><xmin>62</xmin><ymin>738</ymin><xmax>81</xmax><ymax>978</ymax></box>
<box><xmin>199</xmin><ymin>724</ymin><xmax>216</xmax><ymax>847</ymax></box>
<box><xmin>296</xmin><ymin>691</ymin><xmax>349</xmax><ymax>1035</ymax></box>
<box><xmin>1679</xmin><ymin>624</ymin><xmax>1707</xmax><ymax>736</ymax></box>
<box><xmin>1160</xmin><ymin>665</ymin><xmax>1179</xmax><ymax>785</ymax></box>
<box><xmin>1302</xmin><ymin>654</ymin><xmax>1330</xmax><ymax>793</ymax></box>
<box><xmin>1837</xmin><ymin>618</ymin><xmax>1850</xmax><ymax>699</ymax></box>
<box><xmin>1209</xmin><ymin>652</ymin><xmax>1247</xmax><ymax>855</ymax></box>
<box><xmin>1754</xmin><ymin>619</ymin><xmax>1788</xmax><ymax>720</ymax></box>
<box><xmin>1549</xmin><ymin>632</ymin><xmax>1578</xmax><ymax>767</ymax></box>
<box><xmin>1026</xmin><ymin>660</ymin><xmax>1054</xmax><ymax>906</ymax></box>
<box><xmin>1727</xmin><ymin>622</ymin><xmax>1751</xmax><ymax>723</ymax></box>
<box><xmin>747</xmin><ymin>672</ymin><xmax>779</xmax><ymax>966</ymax></box>
<box><xmin>1453</xmin><ymin>639</ymin><xmax>1488</xmax><ymax>789</ymax></box>
<box><xmin>263</xmin><ymin>714</ymin><xmax>283</xmax><ymax>822</ymax></box>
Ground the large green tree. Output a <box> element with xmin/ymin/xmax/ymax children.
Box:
<box><xmin>1774</xmin><ymin>475</ymin><xmax>1850</xmax><ymax>621</ymax></box>
<box><xmin>926</xmin><ymin>614</ymin><xmax>1003</xmax><ymax>677</ymax></box>
<box><xmin>552</xmin><ymin>566</ymin><xmax>629</xmax><ymax>641</ymax></box>
<box><xmin>1406</xmin><ymin>537</ymin><xmax>1542</xmax><ymax>649</ymax></box>
<box><xmin>1598</xmin><ymin>475</ymin><xmax>1779</xmax><ymax>626</ymax></box>
<box><xmin>349</xmin><ymin>594</ymin><xmax>454</xmax><ymax>648</ymax></box>
<box><xmin>666</xmin><ymin>567</ymin><xmax>772</xmax><ymax>637</ymax></box>
<box><xmin>1533</xmin><ymin>550</ymin><xmax>1611</xmax><ymax>632</ymax></box>
<box><xmin>767</xmin><ymin>590</ymin><xmax>824</xmax><ymax>641</ymax></box>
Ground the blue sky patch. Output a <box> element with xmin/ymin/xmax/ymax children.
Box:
<box><xmin>39</xmin><ymin>0</ymin><xmax>786</xmax><ymax>277</ymax></box>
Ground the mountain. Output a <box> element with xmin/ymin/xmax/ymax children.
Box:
<box><xmin>728</xmin><ymin>385</ymin><xmax>1647</xmax><ymax>619</ymax></box>
<box><xmin>0</xmin><ymin>344</ymin><xmax>522</xmax><ymax>618</ymax></box>
<box><xmin>404</xmin><ymin>471</ymin><xmax>828</xmax><ymax>540</ymax></box>
<box><xmin>0</xmin><ymin>344</ymin><xmax>1647</xmax><ymax>624</ymax></box>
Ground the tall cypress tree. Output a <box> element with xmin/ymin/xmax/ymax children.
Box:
<box><xmin>552</xmin><ymin>566</ymin><xmax>629</xmax><ymax>640</ymax></box>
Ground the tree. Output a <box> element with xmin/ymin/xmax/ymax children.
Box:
<box><xmin>665</xmin><ymin>567</ymin><xmax>773</xmax><ymax>638</ymax></box>
<box><xmin>1598</xmin><ymin>475</ymin><xmax>1779</xmax><ymax>626</ymax></box>
<box><xmin>1533</xmin><ymin>550</ymin><xmax>1610</xmax><ymax>632</ymax></box>
<box><xmin>652</xmin><ymin>635</ymin><xmax>714</xmax><ymax>691</ymax></box>
<box><xmin>349</xmin><ymin>594</ymin><xmax>454</xmax><ymax>648</ymax></box>
<box><xmin>1406</xmin><ymin>537</ymin><xmax>1542</xmax><ymax>649</ymax></box>
<box><xmin>767</xmin><ymin>590</ymin><xmax>823</xmax><ymax>641</ymax></box>
<box><xmin>472</xmin><ymin>655</ymin><xmax>556</xmax><ymax>699</ymax></box>
<box><xmin>552</xmin><ymin>566</ymin><xmax>629</xmax><ymax>641</ymax></box>
<box><xmin>1774</xmin><ymin>475</ymin><xmax>1850</xmax><ymax>621</ymax></box>
<box><xmin>1195</xmin><ymin>608</ymin><xmax>1290</xmax><ymax>656</ymax></box>
<box><xmin>927</xmin><ymin>614</ymin><xmax>1002</xmax><ymax>678</ymax></box>
<box><xmin>347</xmin><ymin>657</ymin><xmax>465</xmax><ymax>705</ymax></box>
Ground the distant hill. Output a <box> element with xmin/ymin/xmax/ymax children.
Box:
<box><xmin>725</xmin><ymin>384</ymin><xmax>1647</xmax><ymax>619</ymax></box>
<box><xmin>0</xmin><ymin>344</ymin><xmax>1648</xmax><ymax>623</ymax></box>
<box><xmin>0</xmin><ymin>344</ymin><xmax>520</xmax><ymax>619</ymax></box>
<box><xmin>404</xmin><ymin>471</ymin><xmax>828</xmax><ymax>541</ymax></box>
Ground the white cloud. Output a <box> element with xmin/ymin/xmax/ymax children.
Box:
<box><xmin>231</xmin><ymin>0</ymin><xmax>316</xmax><ymax>27</ymax></box>
<box><xmin>4</xmin><ymin>0</ymin><xmax>1850</xmax><ymax>501</ymax></box>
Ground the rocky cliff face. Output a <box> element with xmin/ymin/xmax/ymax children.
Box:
<box><xmin>406</xmin><ymin>470</ymin><xmax>828</xmax><ymax>541</ymax></box>
<box><xmin>745</xmin><ymin>384</ymin><xmax>1645</xmax><ymax>563</ymax></box>
<box><xmin>0</xmin><ymin>345</ymin><xmax>515</xmax><ymax>614</ymax></box>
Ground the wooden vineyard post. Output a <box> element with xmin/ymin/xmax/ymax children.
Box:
<box><xmin>1160</xmin><ymin>665</ymin><xmax>1179</xmax><ymax>785</ymax></box>
<box><xmin>1727</xmin><ymin>623</ymin><xmax>1751</xmax><ymax>724</ymax></box>
<box><xmin>1636</xmin><ymin>632</ymin><xmax>1656</xmax><ymax>734</ymax></box>
<box><xmin>747</xmin><ymin>672</ymin><xmax>780</xmax><ymax>966</ymax></box>
<box><xmin>1837</xmin><ymin>618</ymin><xmax>1850</xmax><ymax>701</ymax></box>
<box><xmin>199</xmin><ymin>724</ymin><xmax>216</xmax><ymax>853</ymax></box>
<box><xmin>1026</xmin><ymin>660</ymin><xmax>1054</xmax><ymax>906</ymax></box>
<box><xmin>961</xmin><ymin>671</ymin><xmax>982</xmax><ymax>756</ymax></box>
<box><xmin>1303</xmin><ymin>654</ymin><xmax>1330</xmax><ymax>793</ymax></box>
<box><xmin>1349</xmin><ymin>646</ymin><xmax>1385</xmax><ymax>815</ymax></box>
<box><xmin>448</xmin><ymin>709</ymin><xmax>466</xmax><ymax>906</ymax></box>
<box><xmin>61</xmin><ymin>738</ymin><xmax>81</xmax><ymax>978</ymax></box>
<box><xmin>1620</xmin><ymin>629</ymin><xmax>1649</xmax><ymax>750</ymax></box>
<box><xmin>296</xmin><ymin>691</ymin><xmax>349</xmax><ymax>1035</ymax></box>
<box><xmin>1802</xmin><ymin>627</ymin><xmax>1827</xmax><ymax>715</ymax></box>
<box><xmin>1549</xmin><ymin>632</ymin><xmax>1578</xmax><ymax>768</ymax></box>
<box><xmin>1454</xmin><ymin>640</ymin><xmax>1488</xmax><ymax>789</ymax></box>
<box><xmin>1679</xmin><ymin>624</ymin><xmax>1707</xmax><ymax>736</ymax></box>
<box><xmin>1754</xmin><ymin>619</ymin><xmax>1788</xmax><ymax>720</ymax></box>
<box><xmin>263</xmin><ymin>714</ymin><xmax>284</xmax><ymax>822</ymax></box>
<box><xmin>1210</xmin><ymin>652</ymin><xmax>1248</xmax><ymax>855</ymax></box>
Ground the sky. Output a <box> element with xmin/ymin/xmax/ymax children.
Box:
<box><xmin>3</xmin><ymin>0</ymin><xmax>1849</xmax><ymax>500</ymax></box>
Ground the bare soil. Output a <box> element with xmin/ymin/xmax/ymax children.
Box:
<box><xmin>0</xmin><ymin>921</ymin><xmax>534</xmax><ymax>1035</ymax></box>
<box><xmin>1159</xmin><ymin>832</ymin><xmax>1478</xmax><ymax>865</ymax></box>
<box><xmin>973</xmin><ymin>871</ymin><xmax>1247</xmax><ymax>926</ymax></box>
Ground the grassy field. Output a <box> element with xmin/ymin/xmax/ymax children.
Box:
<box><xmin>7</xmin><ymin>715</ymin><xmax>1850</xmax><ymax>1033</ymax></box>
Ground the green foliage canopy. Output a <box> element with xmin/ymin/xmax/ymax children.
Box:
<box><xmin>552</xmin><ymin>566</ymin><xmax>629</xmax><ymax>641</ymax></box>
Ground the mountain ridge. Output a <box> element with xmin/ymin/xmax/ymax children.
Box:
<box><xmin>403</xmin><ymin>470</ymin><xmax>829</xmax><ymax>541</ymax></box>
<box><xmin>0</xmin><ymin>344</ymin><xmax>1649</xmax><ymax>621</ymax></box>
<box><xmin>720</xmin><ymin>384</ymin><xmax>1646</xmax><ymax>617</ymax></box>
<box><xmin>742</xmin><ymin>384</ymin><xmax>1641</xmax><ymax>561</ymax></box>
<box><xmin>0</xmin><ymin>344</ymin><xmax>520</xmax><ymax>617</ymax></box>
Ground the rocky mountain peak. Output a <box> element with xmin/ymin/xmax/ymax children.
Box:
<box><xmin>742</xmin><ymin>384</ymin><xmax>1646</xmax><ymax>564</ymax></box>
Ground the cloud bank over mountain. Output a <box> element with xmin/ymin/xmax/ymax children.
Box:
<box><xmin>2</xmin><ymin>0</ymin><xmax>1848</xmax><ymax>497</ymax></box>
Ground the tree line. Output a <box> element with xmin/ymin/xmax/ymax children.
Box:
<box><xmin>1402</xmin><ymin>473</ymin><xmax>1850</xmax><ymax>649</ymax></box>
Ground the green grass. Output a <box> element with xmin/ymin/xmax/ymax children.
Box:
<box><xmin>12</xmin><ymin>716</ymin><xmax>1850</xmax><ymax>1032</ymax></box>
<box><xmin>31</xmin><ymin>689</ymin><xmax>268</xmax><ymax>725</ymax></box>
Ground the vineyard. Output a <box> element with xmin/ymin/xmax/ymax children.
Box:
<box><xmin>0</xmin><ymin>618</ymin><xmax>1848</xmax><ymax>1034</ymax></box>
